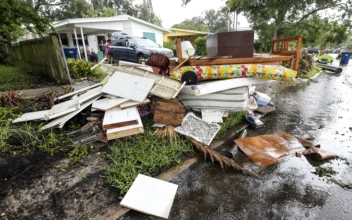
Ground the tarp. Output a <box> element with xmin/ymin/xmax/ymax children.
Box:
<box><xmin>171</xmin><ymin>64</ymin><xmax>297</xmax><ymax>83</ymax></box>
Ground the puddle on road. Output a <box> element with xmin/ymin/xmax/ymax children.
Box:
<box><xmin>124</xmin><ymin>69</ymin><xmax>352</xmax><ymax>220</ymax></box>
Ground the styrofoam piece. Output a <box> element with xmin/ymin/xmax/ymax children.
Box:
<box><xmin>174</xmin><ymin>112</ymin><xmax>220</xmax><ymax>146</ymax></box>
<box><xmin>222</xmin><ymin>111</ymin><xmax>229</xmax><ymax>118</ymax></box>
<box><xmin>120</xmin><ymin>174</ymin><xmax>178</xmax><ymax>219</ymax></box>
<box><xmin>181</xmin><ymin>41</ymin><xmax>195</xmax><ymax>58</ymax></box>
<box><xmin>45</xmin><ymin>98</ymin><xmax>80</xmax><ymax>120</ymax></box>
<box><xmin>120</xmin><ymin>98</ymin><xmax>150</xmax><ymax>109</ymax></box>
<box><xmin>78</xmin><ymin>86</ymin><xmax>103</xmax><ymax>104</ymax></box>
<box><xmin>41</xmin><ymin>96</ymin><xmax>101</xmax><ymax>130</ymax></box>
<box><xmin>57</xmin><ymin>83</ymin><xmax>102</xmax><ymax>101</ymax></box>
<box><xmin>103</xmin><ymin>107</ymin><xmax>140</xmax><ymax>128</ymax></box>
<box><xmin>201</xmin><ymin>109</ymin><xmax>224</xmax><ymax>123</ymax></box>
<box><xmin>102</xmin><ymin>71</ymin><xmax>155</xmax><ymax>102</ymax></box>
<box><xmin>12</xmin><ymin>110</ymin><xmax>49</xmax><ymax>123</ymax></box>
<box><xmin>92</xmin><ymin>98</ymin><xmax>129</xmax><ymax>111</ymax></box>
<box><xmin>114</xmin><ymin>66</ymin><xmax>185</xmax><ymax>99</ymax></box>
<box><xmin>180</xmin><ymin>78</ymin><xmax>273</xmax><ymax>96</ymax></box>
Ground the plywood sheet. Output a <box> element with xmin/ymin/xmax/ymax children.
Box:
<box><xmin>120</xmin><ymin>174</ymin><xmax>178</xmax><ymax>219</ymax></box>
<box><xmin>153</xmin><ymin>101</ymin><xmax>185</xmax><ymax>126</ymax></box>
<box><xmin>120</xmin><ymin>98</ymin><xmax>150</xmax><ymax>109</ymax></box>
<box><xmin>102</xmin><ymin>71</ymin><xmax>155</xmax><ymax>102</ymax></box>
<box><xmin>106</xmin><ymin>110</ymin><xmax>144</xmax><ymax>140</ymax></box>
<box><xmin>92</xmin><ymin>98</ymin><xmax>130</xmax><ymax>111</ymax></box>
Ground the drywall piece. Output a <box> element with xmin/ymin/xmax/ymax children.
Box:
<box><xmin>120</xmin><ymin>174</ymin><xmax>178</xmax><ymax>219</ymax></box>
<box><xmin>41</xmin><ymin>96</ymin><xmax>101</xmax><ymax>130</ymax></box>
<box><xmin>114</xmin><ymin>66</ymin><xmax>185</xmax><ymax>99</ymax></box>
<box><xmin>12</xmin><ymin>110</ymin><xmax>49</xmax><ymax>123</ymax></box>
<box><xmin>223</xmin><ymin>111</ymin><xmax>229</xmax><ymax>118</ymax></box>
<box><xmin>103</xmin><ymin>107</ymin><xmax>140</xmax><ymax>131</ymax></box>
<box><xmin>120</xmin><ymin>98</ymin><xmax>151</xmax><ymax>109</ymax></box>
<box><xmin>201</xmin><ymin>109</ymin><xmax>223</xmax><ymax>123</ymax></box>
<box><xmin>57</xmin><ymin>83</ymin><xmax>102</xmax><ymax>101</ymax></box>
<box><xmin>45</xmin><ymin>98</ymin><xmax>80</xmax><ymax>120</ymax></box>
<box><xmin>92</xmin><ymin>98</ymin><xmax>130</xmax><ymax>111</ymax></box>
<box><xmin>102</xmin><ymin>71</ymin><xmax>155</xmax><ymax>102</ymax></box>
<box><xmin>180</xmin><ymin>78</ymin><xmax>273</xmax><ymax>96</ymax></box>
<box><xmin>174</xmin><ymin>112</ymin><xmax>220</xmax><ymax>146</ymax></box>
<box><xmin>78</xmin><ymin>86</ymin><xmax>103</xmax><ymax>104</ymax></box>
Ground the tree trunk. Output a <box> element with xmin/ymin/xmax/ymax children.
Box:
<box><xmin>273</xmin><ymin>21</ymin><xmax>280</xmax><ymax>40</ymax></box>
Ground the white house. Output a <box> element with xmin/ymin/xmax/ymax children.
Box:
<box><xmin>21</xmin><ymin>14</ymin><xmax>170</xmax><ymax>60</ymax></box>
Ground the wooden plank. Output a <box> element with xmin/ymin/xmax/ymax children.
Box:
<box><xmin>103</xmin><ymin>120</ymin><xmax>138</xmax><ymax>130</ymax></box>
<box><xmin>176</xmin><ymin>37</ymin><xmax>182</xmax><ymax>62</ymax></box>
<box><xmin>294</xmin><ymin>36</ymin><xmax>303</xmax><ymax>71</ymax></box>
<box><xmin>150</xmin><ymin>97</ymin><xmax>180</xmax><ymax>114</ymax></box>
<box><xmin>107</xmin><ymin>126</ymin><xmax>144</xmax><ymax>140</ymax></box>
<box><xmin>153</xmin><ymin>101</ymin><xmax>185</xmax><ymax>126</ymax></box>
<box><xmin>103</xmin><ymin>107</ymin><xmax>141</xmax><ymax>131</ymax></box>
<box><xmin>186</xmin><ymin>56</ymin><xmax>293</xmax><ymax>66</ymax></box>
<box><xmin>120</xmin><ymin>98</ymin><xmax>150</xmax><ymax>109</ymax></box>
<box><xmin>272</xmin><ymin>36</ymin><xmax>302</xmax><ymax>43</ymax></box>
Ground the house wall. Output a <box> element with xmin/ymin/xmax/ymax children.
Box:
<box><xmin>130</xmin><ymin>21</ymin><xmax>164</xmax><ymax>46</ymax></box>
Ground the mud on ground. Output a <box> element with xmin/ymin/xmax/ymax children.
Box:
<box><xmin>0</xmin><ymin>151</ymin><xmax>118</xmax><ymax>220</ymax></box>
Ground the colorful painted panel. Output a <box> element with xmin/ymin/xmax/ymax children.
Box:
<box><xmin>170</xmin><ymin>64</ymin><xmax>297</xmax><ymax>82</ymax></box>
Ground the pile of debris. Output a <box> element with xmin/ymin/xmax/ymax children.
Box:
<box><xmin>298</xmin><ymin>49</ymin><xmax>315</xmax><ymax>75</ymax></box>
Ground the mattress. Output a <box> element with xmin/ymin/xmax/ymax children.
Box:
<box><xmin>171</xmin><ymin>64</ymin><xmax>297</xmax><ymax>83</ymax></box>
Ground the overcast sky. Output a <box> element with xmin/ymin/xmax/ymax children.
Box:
<box><xmin>134</xmin><ymin>0</ymin><xmax>250</xmax><ymax>29</ymax></box>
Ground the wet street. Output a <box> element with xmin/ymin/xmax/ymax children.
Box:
<box><xmin>123</xmin><ymin>64</ymin><xmax>352</xmax><ymax>220</ymax></box>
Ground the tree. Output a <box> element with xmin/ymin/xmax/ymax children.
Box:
<box><xmin>227</xmin><ymin>0</ymin><xmax>350</xmax><ymax>39</ymax></box>
<box><xmin>203</xmin><ymin>9</ymin><xmax>231</xmax><ymax>33</ymax></box>
<box><xmin>172</xmin><ymin>17</ymin><xmax>209</xmax><ymax>32</ymax></box>
<box><xmin>82</xmin><ymin>6</ymin><xmax>118</xmax><ymax>18</ymax></box>
<box><xmin>0</xmin><ymin>0</ymin><xmax>53</xmax><ymax>44</ymax></box>
<box><xmin>133</xmin><ymin>3</ymin><xmax>162</xmax><ymax>26</ymax></box>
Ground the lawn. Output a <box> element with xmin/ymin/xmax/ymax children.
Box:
<box><xmin>0</xmin><ymin>63</ymin><xmax>52</xmax><ymax>91</ymax></box>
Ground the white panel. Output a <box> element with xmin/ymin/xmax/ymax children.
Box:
<box><xmin>87</xmin><ymin>35</ymin><xmax>98</xmax><ymax>53</ymax></box>
<box><xmin>120</xmin><ymin>98</ymin><xmax>150</xmax><ymax>109</ymax></box>
<box><xmin>120</xmin><ymin>174</ymin><xmax>178</xmax><ymax>219</ymax></box>
<box><xmin>102</xmin><ymin>71</ymin><xmax>155</xmax><ymax>102</ymax></box>
<box><xmin>92</xmin><ymin>98</ymin><xmax>130</xmax><ymax>111</ymax></box>
<box><xmin>45</xmin><ymin>99</ymin><xmax>80</xmax><ymax>120</ymax></box>
<box><xmin>180</xmin><ymin>78</ymin><xmax>273</xmax><ymax>96</ymax></box>
<box><xmin>78</xmin><ymin>86</ymin><xmax>103</xmax><ymax>104</ymax></box>
<box><xmin>12</xmin><ymin>110</ymin><xmax>49</xmax><ymax>123</ymax></box>
<box><xmin>103</xmin><ymin>107</ymin><xmax>140</xmax><ymax>126</ymax></box>
<box><xmin>201</xmin><ymin>109</ymin><xmax>224</xmax><ymax>123</ymax></box>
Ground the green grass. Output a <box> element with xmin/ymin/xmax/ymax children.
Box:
<box><xmin>299</xmin><ymin>66</ymin><xmax>322</xmax><ymax>79</ymax></box>
<box><xmin>105</xmin><ymin>121</ymin><xmax>194</xmax><ymax>197</ymax></box>
<box><xmin>216</xmin><ymin>110</ymin><xmax>247</xmax><ymax>138</ymax></box>
<box><xmin>317</xmin><ymin>54</ymin><xmax>334</xmax><ymax>63</ymax></box>
<box><xmin>0</xmin><ymin>63</ymin><xmax>51</xmax><ymax>92</ymax></box>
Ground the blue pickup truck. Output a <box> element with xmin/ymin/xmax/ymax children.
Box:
<box><xmin>109</xmin><ymin>35</ymin><xmax>174</xmax><ymax>63</ymax></box>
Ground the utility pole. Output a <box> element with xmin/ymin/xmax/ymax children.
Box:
<box><xmin>235</xmin><ymin>11</ymin><xmax>238</xmax><ymax>31</ymax></box>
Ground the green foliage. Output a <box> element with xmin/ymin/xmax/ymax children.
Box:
<box><xmin>0</xmin><ymin>0</ymin><xmax>53</xmax><ymax>44</ymax></box>
<box><xmin>172</xmin><ymin>17</ymin><xmax>209</xmax><ymax>32</ymax></box>
<box><xmin>227</xmin><ymin>0</ymin><xmax>345</xmax><ymax>40</ymax></box>
<box><xmin>163</xmin><ymin>42</ymin><xmax>174</xmax><ymax>51</ymax></box>
<box><xmin>82</xmin><ymin>6</ymin><xmax>117</xmax><ymax>18</ymax></box>
<box><xmin>105</xmin><ymin>121</ymin><xmax>194</xmax><ymax>196</ymax></box>
<box><xmin>67</xmin><ymin>58</ymin><xmax>107</xmax><ymax>82</ymax></box>
<box><xmin>195</xmin><ymin>36</ymin><xmax>207</xmax><ymax>56</ymax></box>
<box><xmin>299</xmin><ymin>66</ymin><xmax>322</xmax><ymax>79</ymax></box>
<box><xmin>217</xmin><ymin>110</ymin><xmax>247</xmax><ymax>137</ymax></box>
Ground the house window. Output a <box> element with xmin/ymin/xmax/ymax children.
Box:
<box><xmin>143</xmin><ymin>32</ymin><xmax>156</xmax><ymax>43</ymax></box>
<box><xmin>60</xmin><ymin>33</ymin><xmax>68</xmax><ymax>46</ymax></box>
<box><xmin>72</xmin><ymin>34</ymin><xmax>89</xmax><ymax>46</ymax></box>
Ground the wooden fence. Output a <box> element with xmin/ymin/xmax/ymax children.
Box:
<box><xmin>4</xmin><ymin>33</ymin><xmax>70</xmax><ymax>84</ymax></box>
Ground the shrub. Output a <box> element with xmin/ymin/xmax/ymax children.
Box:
<box><xmin>163</xmin><ymin>41</ymin><xmax>174</xmax><ymax>50</ymax></box>
<box><xmin>195</xmin><ymin>36</ymin><xmax>207</xmax><ymax>56</ymax></box>
<box><xmin>67</xmin><ymin>58</ymin><xmax>107</xmax><ymax>82</ymax></box>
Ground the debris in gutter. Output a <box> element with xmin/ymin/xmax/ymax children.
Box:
<box><xmin>92</xmin><ymin>97</ymin><xmax>130</xmax><ymax>111</ymax></box>
<box><xmin>201</xmin><ymin>109</ymin><xmax>224</xmax><ymax>123</ymax></box>
<box><xmin>226</xmin><ymin>129</ymin><xmax>247</xmax><ymax>158</ymax></box>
